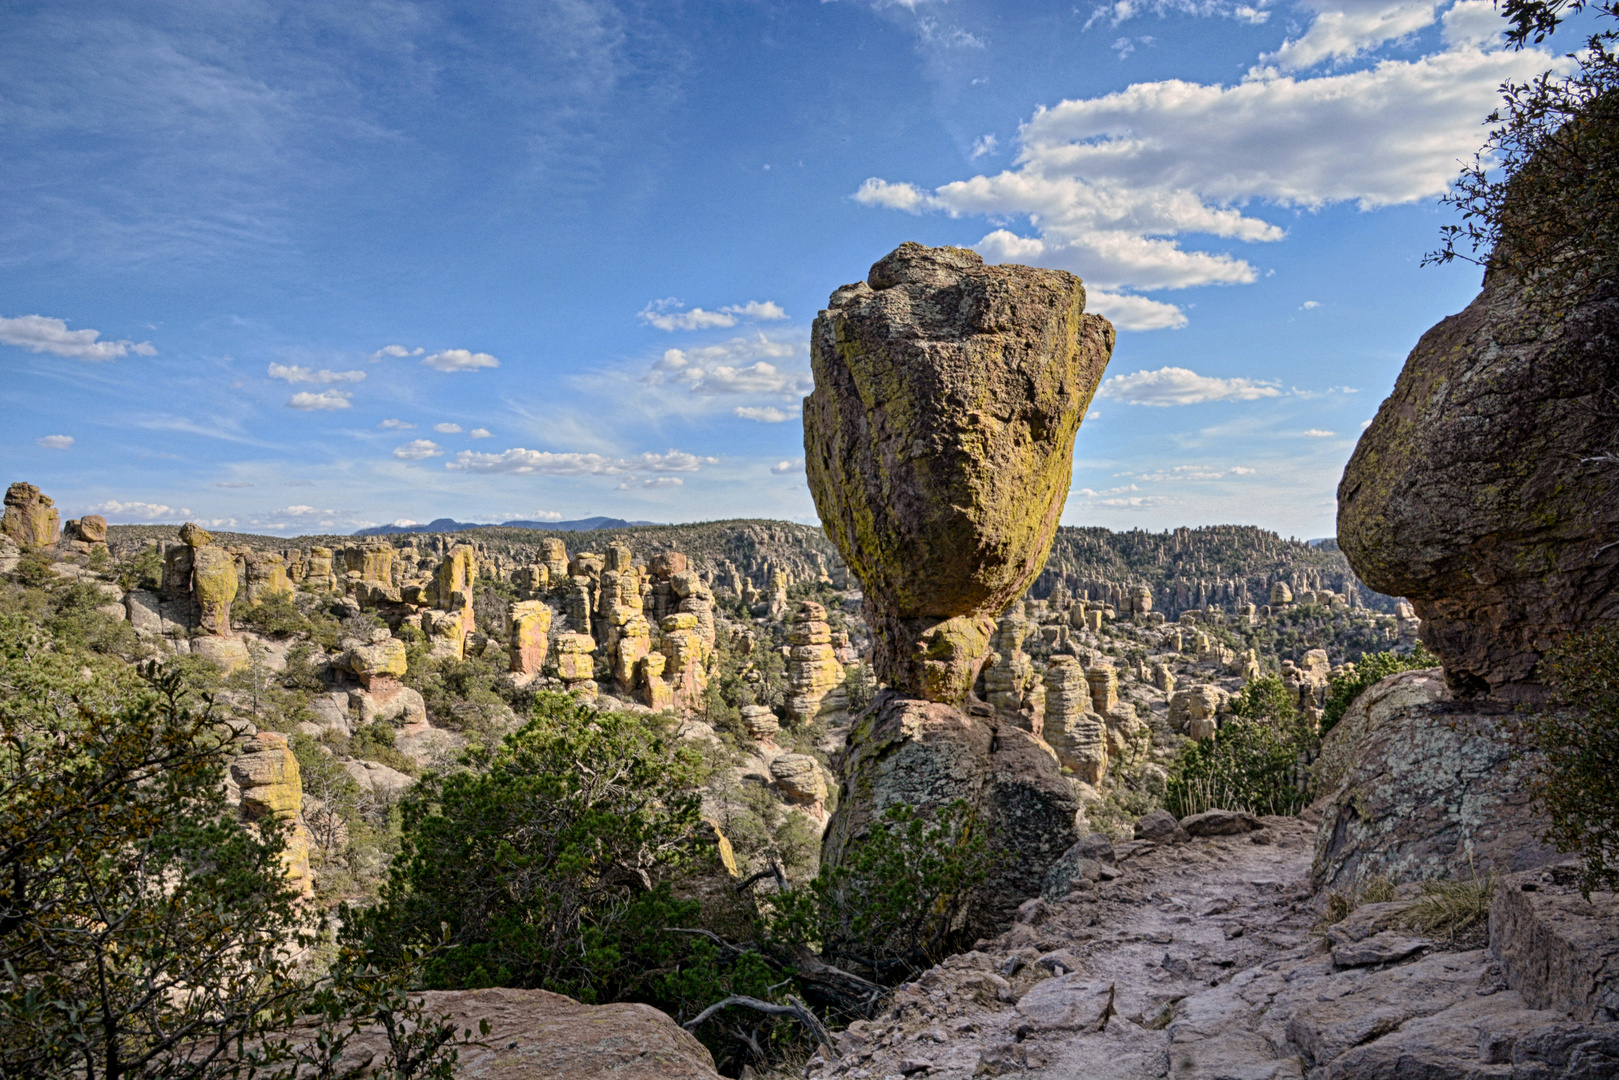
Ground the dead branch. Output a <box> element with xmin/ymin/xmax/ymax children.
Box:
<box><xmin>683</xmin><ymin>995</ymin><xmax>837</xmax><ymax>1058</ymax></box>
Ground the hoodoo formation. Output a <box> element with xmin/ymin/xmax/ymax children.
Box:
<box><xmin>808</xmin><ymin>241</ymin><xmax>1115</xmax><ymax>932</ymax></box>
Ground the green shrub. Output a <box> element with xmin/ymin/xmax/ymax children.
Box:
<box><xmin>771</xmin><ymin>800</ymin><xmax>994</xmax><ymax>985</ymax></box>
<box><xmin>116</xmin><ymin>544</ymin><xmax>163</xmax><ymax>592</ymax></box>
<box><xmin>1229</xmin><ymin>674</ymin><xmax>1299</xmax><ymax>724</ymax></box>
<box><xmin>350</xmin><ymin>694</ymin><xmax>712</xmax><ymax>999</ymax></box>
<box><xmin>1403</xmin><ymin>873</ymin><xmax>1495</xmax><ymax>940</ymax></box>
<box><xmin>1530</xmin><ymin>624</ymin><xmax>1619</xmax><ymax>897</ymax></box>
<box><xmin>1320</xmin><ymin>645</ymin><xmax>1438</xmax><ymax>737</ymax></box>
<box><xmin>237</xmin><ymin>592</ymin><xmax>312</xmax><ymax>638</ymax></box>
<box><xmin>1166</xmin><ymin>715</ymin><xmax>1310</xmax><ymax>817</ymax></box>
<box><xmin>350</xmin><ymin>720</ymin><xmax>420</xmax><ymax>776</ymax></box>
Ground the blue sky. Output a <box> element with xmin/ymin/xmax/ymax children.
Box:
<box><xmin>0</xmin><ymin>0</ymin><xmax>1585</xmax><ymax>538</ymax></box>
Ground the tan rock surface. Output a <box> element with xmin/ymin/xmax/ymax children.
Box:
<box><xmin>1</xmin><ymin>482</ymin><xmax>60</xmax><ymax>549</ymax></box>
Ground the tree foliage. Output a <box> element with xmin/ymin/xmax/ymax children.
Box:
<box><xmin>0</xmin><ymin>613</ymin><xmax>468</xmax><ymax>1079</ymax></box>
<box><xmin>1320</xmin><ymin>645</ymin><xmax>1439</xmax><ymax>738</ymax></box>
<box><xmin>1531</xmin><ymin>623</ymin><xmax>1619</xmax><ymax>897</ymax></box>
<box><xmin>1427</xmin><ymin>0</ymin><xmax>1618</xmax><ymax>309</ymax></box>
<box><xmin>1166</xmin><ymin>676</ymin><xmax>1311</xmax><ymax>818</ymax></box>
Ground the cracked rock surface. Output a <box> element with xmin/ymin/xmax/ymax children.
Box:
<box><xmin>805</xmin><ymin>817</ymin><xmax>1619</xmax><ymax>1079</ymax></box>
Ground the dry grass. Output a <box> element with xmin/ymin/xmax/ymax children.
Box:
<box><xmin>1402</xmin><ymin>873</ymin><xmax>1496</xmax><ymax>940</ymax></box>
<box><xmin>1321</xmin><ymin>874</ymin><xmax>1398</xmax><ymax>928</ymax></box>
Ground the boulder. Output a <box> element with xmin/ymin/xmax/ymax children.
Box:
<box><xmin>1180</xmin><ymin>809</ymin><xmax>1264</xmax><ymax>837</ymax></box>
<box><xmin>1133</xmin><ymin>809</ymin><xmax>1188</xmax><ymax>845</ymax></box>
<box><xmin>0</xmin><ymin>482</ymin><xmax>60</xmax><ymax>549</ymax></box>
<box><xmin>803</xmin><ymin>242</ymin><xmax>1113</xmax><ymax>704</ymax></box>
<box><xmin>1491</xmin><ymin>869</ymin><xmax>1619</xmax><ymax>1021</ymax></box>
<box><xmin>769</xmin><ymin>753</ymin><xmax>829</xmax><ymax>807</ymax></box>
<box><xmin>343</xmin><ymin>633</ymin><xmax>408</xmax><ymax>688</ymax></box>
<box><xmin>1311</xmin><ymin>668</ymin><xmax>1559</xmax><ymax>891</ymax></box>
<box><xmin>823</xmin><ymin>692</ymin><xmax>1082</xmax><ymax>937</ymax></box>
<box><xmin>321</xmin><ymin>986</ymin><xmax>721</xmax><ymax>1079</ymax></box>
<box><xmin>1337</xmin><ymin>268</ymin><xmax>1619</xmax><ymax>701</ymax></box>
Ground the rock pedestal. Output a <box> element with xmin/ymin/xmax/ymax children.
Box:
<box><xmin>425</xmin><ymin>544</ymin><xmax>477</xmax><ymax>658</ymax></box>
<box><xmin>229</xmin><ymin>731</ymin><xmax>313</xmax><ymax>897</ymax></box>
<box><xmin>509</xmin><ymin>600</ymin><xmax>554</xmax><ymax>677</ymax></box>
<box><xmin>1043</xmin><ymin>656</ymin><xmax>1106</xmax><ymax>784</ymax></box>
<box><xmin>784</xmin><ymin>601</ymin><xmax>846</xmax><ymax>725</ymax></box>
<box><xmin>1</xmin><ymin>482</ymin><xmax>60</xmax><ymax>550</ymax></box>
<box><xmin>808</xmin><ymin>243</ymin><xmax>1111</xmax><ymax>936</ymax></box>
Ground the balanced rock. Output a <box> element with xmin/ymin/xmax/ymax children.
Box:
<box><xmin>509</xmin><ymin>600</ymin><xmax>553</xmax><ymax>677</ymax></box>
<box><xmin>1338</xmin><ymin>268</ymin><xmax>1619</xmax><ymax>700</ymax></box>
<box><xmin>804</xmin><ymin>241</ymin><xmax>1114</xmax><ymax>703</ymax></box>
<box><xmin>809</xmin><ymin>243</ymin><xmax>1109</xmax><ymax>936</ymax></box>
<box><xmin>784</xmin><ymin>600</ymin><xmax>847</xmax><ymax>725</ymax></box>
<box><xmin>1</xmin><ymin>482</ymin><xmax>60</xmax><ymax>549</ymax></box>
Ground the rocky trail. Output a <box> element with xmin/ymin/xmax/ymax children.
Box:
<box><xmin>806</xmin><ymin>812</ymin><xmax>1618</xmax><ymax>1080</ymax></box>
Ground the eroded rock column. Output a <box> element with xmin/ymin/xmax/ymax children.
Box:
<box><xmin>807</xmin><ymin>241</ymin><xmax>1114</xmax><ymax>935</ymax></box>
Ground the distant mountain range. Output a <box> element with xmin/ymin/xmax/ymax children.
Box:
<box><xmin>353</xmin><ymin>516</ymin><xmax>658</xmax><ymax>537</ymax></box>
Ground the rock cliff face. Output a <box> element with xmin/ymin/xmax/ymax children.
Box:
<box><xmin>1338</xmin><ymin>272</ymin><xmax>1619</xmax><ymax>700</ymax></box>
<box><xmin>809</xmin><ymin>243</ymin><xmax>1111</xmax><ymax>936</ymax></box>
<box><xmin>804</xmin><ymin>242</ymin><xmax>1113</xmax><ymax>703</ymax></box>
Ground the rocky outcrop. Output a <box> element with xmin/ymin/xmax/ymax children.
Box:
<box><xmin>809</xmin><ymin>243</ymin><xmax>1107</xmax><ymax>935</ymax></box>
<box><xmin>824</xmin><ymin>693</ymin><xmax>1083</xmax><ymax>938</ymax></box>
<box><xmin>228</xmin><ymin>731</ymin><xmax>313</xmax><ymax>897</ymax></box>
<box><xmin>1</xmin><ymin>482</ymin><xmax>60</xmax><ymax>550</ymax></box>
<box><xmin>424</xmin><ymin>544</ymin><xmax>477</xmax><ymax>658</ymax></box>
<box><xmin>313</xmin><ymin>986</ymin><xmax>721</xmax><ymax>1079</ymax></box>
<box><xmin>1338</xmin><ymin>270</ymin><xmax>1619</xmax><ymax>701</ymax></box>
<box><xmin>804</xmin><ymin>242</ymin><xmax>1113</xmax><ymax>703</ymax></box>
<box><xmin>1310</xmin><ymin>668</ymin><xmax>1558</xmax><ymax>891</ymax></box>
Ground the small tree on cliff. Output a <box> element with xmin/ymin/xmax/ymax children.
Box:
<box><xmin>1426</xmin><ymin>0</ymin><xmax>1618</xmax><ymax>307</ymax></box>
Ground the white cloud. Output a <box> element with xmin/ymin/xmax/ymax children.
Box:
<box><xmin>1230</xmin><ymin>465</ymin><xmax>1258</xmax><ymax>474</ymax></box>
<box><xmin>1301</xmin><ymin>300</ymin><xmax>1321</xmax><ymax>309</ymax></box>
<box><xmin>852</xmin><ymin>177</ymin><xmax>936</xmax><ymax>212</ymax></box>
<box><xmin>855</xmin><ymin>42</ymin><xmax>1554</xmax><ymax>304</ymax></box>
<box><xmin>648</xmin><ymin>335</ymin><xmax>810</xmax><ymax>397</ymax></box>
<box><xmin>378</xmin><ymin>418</ymin><xmax>415</xmax><ymax>429</ymax></box>
<box><xmin>88</xmin><ymin>500</ymin><xmax>190</xmax><ymax>521</ymax></box>
<box><xmin>1442</xmin><ymin>0</ymin><xmax>1502</xmax><ymax>47</ymax></box>
<box><xmin>214</xmin><ymin>480</ymin><xmax>251</xmax><ymax>488</ymax></box>
<box><xmin>640</xmin><ymin>304</ymin><xmax>736</xmax><ymax>331</ymax></box>
<box><xmin>971</xmin><ymin>134</ymin><xmax>999</xmax><ymax>159</ymax></box>
<box><xmin>1301</xmin><ymin>428</ymin><xmax>1337</xmax><ymax>436</ymax></box>
<box><xmin>422</xmin><ymin>349</ymin><xmax>500</xmax><ymax>372</ymax></box>
<box><xmin>721</xmin><ymin>300</ymin><xmax>788</xmax><ymax>321</ymax></box>
<box><xmin>771</xmin><ymin>458</ymin><xmax>804</xmax><ymax>475</ymax></box>
<box><xmin>1261</xmin><ymin>0</ymin><xmax>1439</xmax><ymax>71</ymax></box>
<box><xmin>1085</xmin><ymin>289</ymin><xmax>1190</xmax><ymax>330</ymax></box>
<box><xmin>469</xmin><ymin>427</ymin><xmax>493</xmax><ymax>439</ymax></box>
<box><xmin>434</xmin><ymin>422</ymin><xmax>463</xmax><ymax>434</ymax></box>
<box><xmin>1100</xmin><ymin>366</ymin><xmax>1282</xmax><ymax>405</ymax></box>
<box><xmin>36</xmin><ymin>434</ymin><xmax>74</xmax><ymax>449</ymax></box>
<box><xmin>735</xmin><ymin>406</ymin><xmax>795</xmax><ymax>423</ymax></box>
<box><xmin>640</xmin><ymin>298</ymin><xmax>787</xmax><ymax>331</ymax></box>
<box><xmin>445</xmin><ymin>448</ymin><xmax>717</xmax><ymax>476</ymax></box>
<box><xmin>0</xmin><ymin>314</ymin><xmax>155</xmax><ymax>361</ymax></box>
<box><xmin>617</xmin><ymin>476</ymin><xmax>684</xmax><ymax>490</ymax></box>
<box><xmin>392</xmin><ymin>519</ymin><xmax>419</xmax><ymax>527</ymax></box>
<box><xmin>369</xmin><ymin>344</ymin><xmax>424</xmax><ymax>361</ymax></box>
<box><xmin>267</xmin><ymin>362</ymin><xmax>366</xmax><ymax>384</ymax></box>
<box><xmin>393</xmin><ymin>439</ymin><xmax>442</xmax><ymax>460</ymax></box>
<box><xmin>287</xmin><ymin>390</ymin><xmax>353</xmax><ymax>410</ymax></box>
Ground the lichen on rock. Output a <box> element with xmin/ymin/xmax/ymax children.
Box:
<box><xmin>804</xmin><ymin>241</ymin><xmax>1113</xmax><ymax>704</ymax></box>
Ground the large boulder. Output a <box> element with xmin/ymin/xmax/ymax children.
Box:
<box><xmin>823</xmin><ymin>693</ymin><xmax>1082</xmax><ymax>937</ymax></box>
<box><xmin>318</xmin><ymin>986</ymin><xmax>721</xmax><ymax>1079</ymax></box>
<box><xmin>1337</xmin><ymin>271</ymin><xmax>1619</xmax><ymax>701</ymax></box>
<box><xmin>1310</xmin><ymin>668</ymin><xmax>1558</xmax><ymax>890</ymax></box>
<box><xmin>1</xmin><ymin>482</ymin><xmax>60</xmax><ymax>549</ymax></box>
<box><xmin>804</xmin><ymin>242</ymin><xmax>1113</xmax><ymax>703</ymax></box>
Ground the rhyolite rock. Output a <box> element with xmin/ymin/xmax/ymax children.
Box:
<box><xmin>804</xmin><ymin>241</ymin><xmax>1113</xmax><ymax>703</ymax></box>
<box><xmin>1</xmin><ymin>482</ymin><xmax>60</xmax><ymax>549</ymax></box>
<box><xmin>1337</xmin><ymin>269</ymin><xmax>1619</xmax><ymax>701</ymax></box>
<box><xmin>822</xmin><ymin>692</ymin><xmax>1083</xmax><ymax>938</ymax></box>
<box><xmin>1310</xmin><ymin>667</ymin><xmax>1558</xmax><ymax>891</ymax></box>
